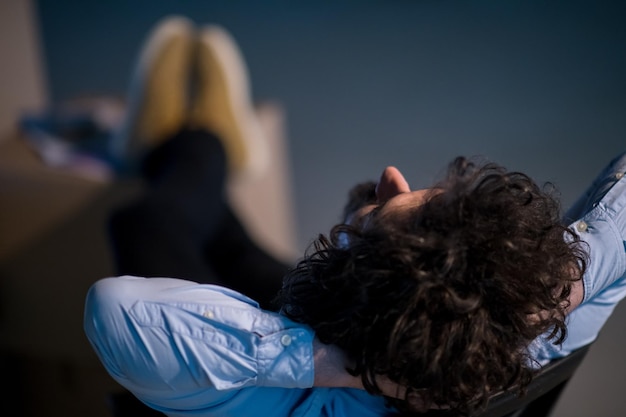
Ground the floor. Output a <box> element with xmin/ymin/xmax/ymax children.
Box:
<box><xmin>5</xmin><ymin>1</ymin><xmax>626</xmax><ymax>415</ymax></box>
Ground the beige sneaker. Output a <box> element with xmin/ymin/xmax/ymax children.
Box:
<box><xmin>111</xmin><ymin>16</ymin><xmax>195</xmax><ymax>165</ymax></box>
<box><xmin>190</xmin><ymin>25</ymin><xmax>269</xmax><ymax>177</ymax></box>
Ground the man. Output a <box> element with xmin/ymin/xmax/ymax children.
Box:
<box><xmin>85</xmin><ymin>16</ymin><xmax>626</xmax><ymax>417</ymax></box>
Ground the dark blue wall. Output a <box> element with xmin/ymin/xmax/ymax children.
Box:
<box><xmin>36</xmin><ymin>0</ymin><xmax>626</xmax><ymax>249</ymax></box>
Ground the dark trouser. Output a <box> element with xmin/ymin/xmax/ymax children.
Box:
<box><xmin>108</xmin><ymin>128</ymin><xmax>289</xmax><ymax>310</ymax></box>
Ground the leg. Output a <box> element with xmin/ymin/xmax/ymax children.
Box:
<box><xmin>109</xmin><ymin>128</ymin><xmax>229</xmax><ymax>283</ymax></box>
<box><xmin>110</xmin><ymin>128</ymin><xmax>288</xmax><ymax>308</ymax></box>
<box><xmin>109</xmin><ymin>16</ymin><xmax>285</xmax><ymax>306</ymax></box>
<box><xmin>203</xmin><ymin>207</ymin><xmax>290</xmax><ymax>309</ymax></box>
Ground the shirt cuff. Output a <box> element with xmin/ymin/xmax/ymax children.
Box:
<box><xmin>256</xmin><ymin>327</ymin><xmax>315</xmax><ymax>389</ymax></box>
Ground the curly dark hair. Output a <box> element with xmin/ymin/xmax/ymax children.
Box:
<box><xmin>277</xmin><ymin>156</ymin><xmax>587</xmax><ymax>416</ymax></box>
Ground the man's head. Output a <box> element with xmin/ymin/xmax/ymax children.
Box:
<box><xmin>278</xmin><ymin>156</ymin><xmax>587</xmax><ymax>415</ymax></box>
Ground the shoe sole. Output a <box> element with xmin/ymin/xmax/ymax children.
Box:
<box><xmin>194</xmin><ymin>25</ymin><xmax>269</xmax><ymax>177</ymax></box>
<box><xmin>111</xmin><ymin>16</ymin><xmax>195</xmax><ymax>165</ymax></box>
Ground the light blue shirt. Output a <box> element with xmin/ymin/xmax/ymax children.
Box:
<box><xmin>84</xmin><ymin>152</ymin><xmax>626</xmax><ymax>416</ymax></box>
<box><xmin>530</xmin><ymin>151</ymin><xmax>626</xmax><ymax>364</ymax></box>
<box><xmin>84</xmin><ymin>277</ymin><xmax>394</xmax><ymax>417</ymax></box>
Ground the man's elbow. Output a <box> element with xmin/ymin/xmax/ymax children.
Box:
<box><xmin>83</xmin><ymin>276</ymin><xmax>140</xmax><ymax>378</ymax></box>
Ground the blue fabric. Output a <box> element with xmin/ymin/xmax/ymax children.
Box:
<box><xmin>530</xmin><ymin>151</ymin><xmax>626</xmax><ymax>364</ymax></box>
<box><xmin>84</xmin><ymin>276</ymin><xmax>395</xmax><ymax>416</ymax></box>
<box><xmin>85</xmin><ymin>152</ymin><xmax>626</xmax><ymax>416</ymax></box>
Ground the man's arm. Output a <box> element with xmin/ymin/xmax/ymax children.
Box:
<box><xmin>531</xmin><ymin>153</ymin><xmax>626</xmax><ymax>364</ymax></box>
<box><xmin>84</xmin><ymin>276</ymin><xmax>316</xmax><ymax>411</ymax></box>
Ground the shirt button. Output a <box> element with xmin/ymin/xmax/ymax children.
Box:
<box><xmin>280</xmin><ymin>335</ymin><xmax>292</xmax><ymax>346</ymax></box>
<box><xmin>203</xmin><ymin>311</ymin><xmax>214</xmax><ymax>319</ymax></box>
<box><xmin>616</xmin><ymin>172</ymin><xmax>624</xmax><ymax>180</ymax></box>
<box><xmin>576</xmin><ymin>221</ymin><xmax>588</xmax><ymax>233</ymax></box>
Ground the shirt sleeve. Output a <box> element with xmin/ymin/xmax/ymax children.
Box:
<box><xmin>84</xmin><ymin>276</ymin><xmax>315</xmax><ymax>409</ymax></box>
<box><xmin>530</xmin><ymin>153</ymin><xmax>626</xmax><ymax>364</ymax></box>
